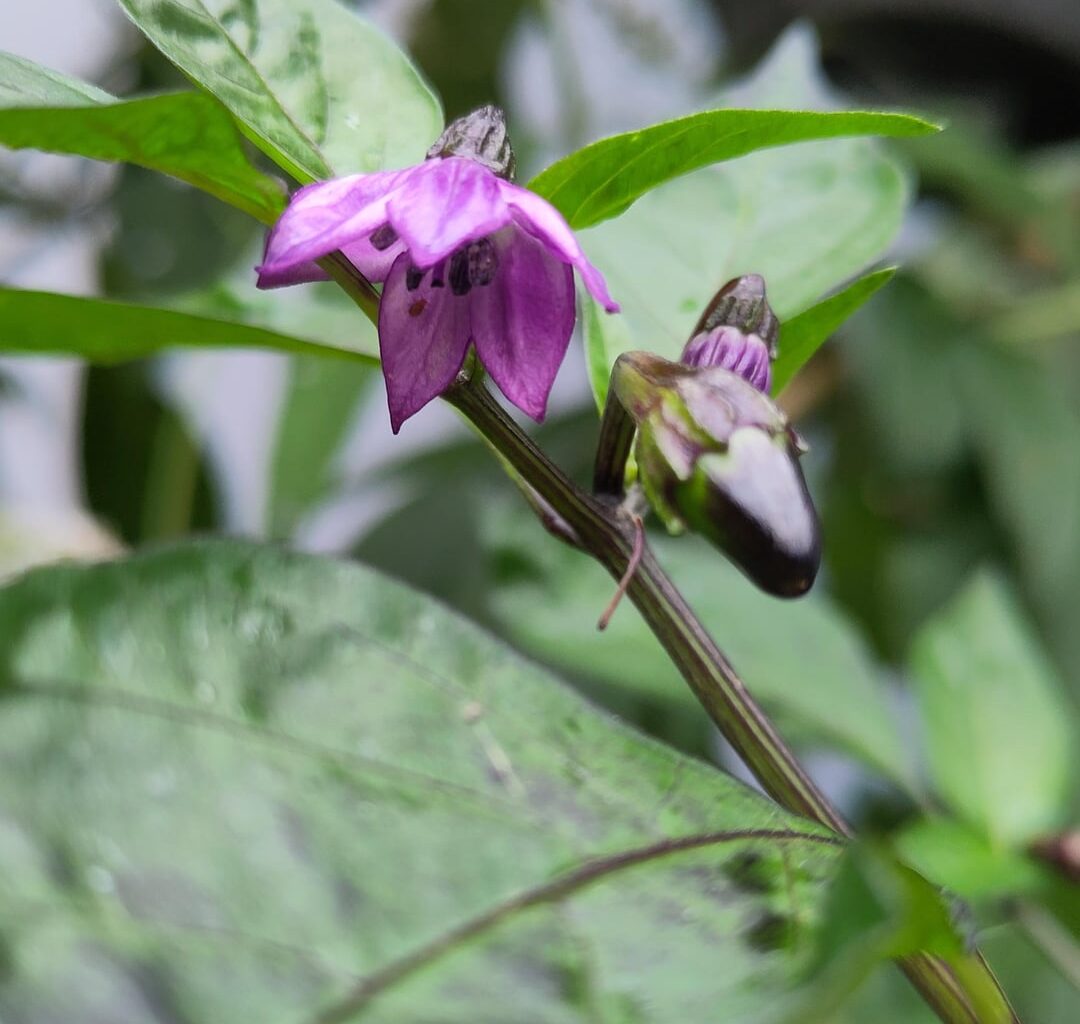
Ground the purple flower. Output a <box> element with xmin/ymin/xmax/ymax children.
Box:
<box><xmin>681</xmin><ymin>326</ymin><xmax>772</xmax><ymax>393</ymax></box>
<box><xmin>257</xmin><ymin>107</ymin><xmax>618</xmax><ymax>432</ymax></box>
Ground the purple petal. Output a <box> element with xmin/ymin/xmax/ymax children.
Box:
<box><xmin>385</xmin><ymin>157</ymin><xmax>510</xmax><ymax>268</ymax></box>
<box><xmin>499</xmin><ymin>182</ymin><xmax>619</xmax><ymax>313</ymax></box>
<box><xmin>255</xmin><ymin>259</ymin><xmax>331</xmax><ymax>289</ymax></box>
<box><xmin>257</xmin><ymin>233</ymin><xmax>406</xmax><ymax>290</ymax></box>
<box><xmin>378</xmin><ymin>251</ymin><xmax>472</xmax><ymax>432</ymax></box>
<box><xmin>256</xmin><ymin>169</ymin><xmax>409</xmax><ymax>287</ymax></box>
<box><xmin>469</xmin><ymin>226</ymin><xmax>575</xmax><ymax>421</ymax></box>
<box><xmin>340</xmin><ymin>234</ymin><xmax>408</xmax><ymax>283</ymax></box>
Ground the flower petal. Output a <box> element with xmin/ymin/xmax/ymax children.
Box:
<box><xmin>386</xmin><ymin>157</ymin><xmax>510</xmax><ymax>267</ymax></box>
<box><xmin>256</xmin><ymin>170</ymin><xmax>408</xmax><ymax>287</ymax></box>
<box><xmin>499</xmin><ymin>182</ymin><xmax>619</xmax><ymax>313</ymax></box>
<box><xmin>378</xmin><ymin>252</ymin><xmax>472</xmax><ymax>432</ymax></box>
<box><xmin>468</xmin><ymin>226</ymin><xmax>575</xmax><ymax>422</ymax></box>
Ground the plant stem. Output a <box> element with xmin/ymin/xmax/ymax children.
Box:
<box><xmin>449</xmin><ymin>376</ymin><xmax>846</xmax><ymax>829</ymax></box>
<box><xmin>444</xmin><ymin>375</ymin><xmax>1016</xmax><ymax>1024</ymax></box>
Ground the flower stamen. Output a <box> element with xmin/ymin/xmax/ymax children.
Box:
<box><xmin>467</xmin><ymin>238</ymin><xmax>498</xmax><ymax>286</ymax></box>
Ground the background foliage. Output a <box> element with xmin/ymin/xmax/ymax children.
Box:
<box><xmin>0</xmin><ymin>0</ymin><xmax>1077</xmax><ymax>1021</ymax></box>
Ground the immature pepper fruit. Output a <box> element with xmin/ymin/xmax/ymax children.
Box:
<box><xmin>611</xmin><ymin>275</ymin><xmax>820</xmax><ymax>597</ymax></box>
<box><xmin>257</xmin><ymin>105</ymin><xmax>618</xmax><ymax>432</ymax></box>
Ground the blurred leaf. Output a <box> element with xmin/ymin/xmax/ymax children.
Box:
<box><xmin>910</xmin><ymin>570</ymin><xmax>1075</xmax><ymax>847</ymax></box>
<box><xmin>0</xmin><ymin>288</ymin><xmax>377</xmax><ymax>363</ymax></box>
<box><xmin>980</xmin><ymin>922</ymin><xmax>1080</xmax><ymax>1024</ymax></box>
<box><xmin>0</xmin><ymin>54</ymin><xmax>285</xmax><ymax>223</ymax></box>
<box><xmin>268</xmin><ymin>357</ymin><xmax>375</xmax><ymax>537</ymax></box>
<box><xmin>102</xmin><ymin>166</ymin><xmax>261</xmax><ymax>297</ymax></box>
<box><xmin>81</xmin><ymin>364</ymin><xmax>217</xmax><ymax>543</ymax></box>
<box><xmin>581</xmin><ymin>27</ymin><xmax>915</xmax><ymax>407</ymax></box>
<box><xmin>895</xmin><ymin>819</ymin><xmax>1045</xmax><ymax>903</ymax></box>
<box><xmin>117</xmin><ymin>0</ymin><xmax>442</xmax><ymax>182</ymax></box>
<box><xmin>782</xmin><ymin>843</ymin><xmax>970</xmax><ymax>1024</ymax></box>
<box><xmin>990</xmin><ymin>282</ymin><xmax>1080</xmax><ymax>344</ymax></box>
<box><xmin>958</xmin><ymin>343</ymin><xmax>1080</xmax><ymax>602</ymax></box>
<box><xmin>773</xmin><ymin>268</ymin><xmax>896</xmax><ymax>394</ymax></box>
<box><xmin>529</xmin><ymin>109</ymin><xmax>936</xmax><ymax>231</ymax></box>
<box><xmin>818</xmin><ymin>843</ymin><xmax>966</xmax><ymax>962</ymax></box>
<box><xmin>0</xmin><ymin>541</ymin><xmax>840</xmax><ymax>1022</ymax></box>
<box><xmin>486</xmin><ymin>509</ymin><xmax>915</xmax><ymax>791</ymax></box>
<box><xmin>841</xmin><ymin>277</ymin><xmax>968</xmax><ymax>476</ymax></box>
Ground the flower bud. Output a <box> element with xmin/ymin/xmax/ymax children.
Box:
<box><xmin>691</xmin><ymin>273</ymin><xmax>779</xmax><ymax>356</ymax></box>
<box><xmin>426</xmin><ymin>105</ymin><xmax>516</xmax><ymax>180</ymax></box>
<box><xmin>681</xmin><ymin>325</ymin><xmax>772</xmax><ymax>392</ymax></box>
<box><xmin>612</xmin><ymin>351</ymin><xmax>820</xmax><ymax>597</ymax></box>
<box><xmin>680</xmin><ymin>274</ymin><xmax>779</xmax><ymax>393</ymax></box>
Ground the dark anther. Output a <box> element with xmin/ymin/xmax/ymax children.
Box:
<box><xmin>467</xmin><ymin>238</ymin><xmax>498</xmax><ymax>287</ymax></box>
<box><xmin>369</xmin><ymin>224</ymin><xmax>399</xmax><ymax>251</ymax></box>
<box><xmin>405</xmin><ymin>265</ymin><xmax>424</xmax><ymax>291</ymax></box>
<box><xmin>449</xmin><ymin>249</ymin><xmax>472</xmax><ymax>295</ymax></box>
<box><xmin>430</xmin><ymin>259</ymin><xmax>446</xmax><ymax>288</ymax></box>
<box><xmin>448</xmin><ymin>239</ymin><xmax>499</xmax><ymax>296</ymax></box>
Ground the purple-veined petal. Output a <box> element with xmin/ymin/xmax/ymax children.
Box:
<box><xmin>378</xmin><ymin>252</ymin><xmax>472</xmax><ymax>432</ymax></box>
<box><xmin>256</xmin><ymin>169</ymin><xmax>409</xmax><ymax>287</ymax></box>
<box><xmin>386</xmin><ymin>157</ymin><xmax>510</xmax><ymax>268</ymax></box>
<box><xmin>468</xmin><ymin>226</ymin><xmax>575</xmax><ymax>422</ymax></box>
<box><xmin>499</xmin><ymin>181</ymin><xmax>619</xmax><ymax>313</ymax></box>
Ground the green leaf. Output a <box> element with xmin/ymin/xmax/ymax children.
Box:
<box><xmin>910</xmin><ymin>570</ymin><xmax>1075</xmax><ymax>847</ymax></box>
<box><xmin>772</xmin><ymin>268</ymin><xmax>895</xmax><ymax>393</ymax></box>
<box><xmin>0</xmin><ymin>288</ymin><xmax>378</xmax><ymax>364</ymax></box>
<box><xmin>0</xmin><ymin>50</ymin><xmax>112</xmax><ymax>105</ymax></box>
<box><xmin>116</xmin><ymin>0</ymin><xmax>442</xmax><ymax>182</ymax></box>
<box><xmin>895</xmin><ymin>819</ymin><xmax>1045</xmax><ymax>904</ymax></box>
<box><xmin>0</xmin><ymin>92</ymin><xmax>285</xmax><ymax>223</ymax></box>
<box><xmin>0</xmin><ymin>53</ymin><xmax>285</xmax><ymax>223</ymax></box>
<box><xmin>580</xmin><ymin>27</ymin><xmax>916</xmax><ymax>408</ymax></box>
<box><xmin>529</xmin><ymin>109</ymin><xmax>937</xmax><ymax>231</ymax></box>
<box><xmin>786</xmin><ymin>844</ymin><xmax>971</xmax><ymax>1024</ymax></box>
<box><xmin>485</xmin><ymin>507</ymin><xmax>915</xmax><ymax>792</ymax></box>
<box><xmin>0</xmin><ymin>541</ymin><xmax>839</xmax><ymax>1022</ymax></box>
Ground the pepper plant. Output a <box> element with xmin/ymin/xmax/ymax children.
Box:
<box><xmin>0</xmin><ymin>2</ymin><xmax>1072</xmax><ymax>1022</ymax></box>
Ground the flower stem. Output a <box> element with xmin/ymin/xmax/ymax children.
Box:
<box><xmin>447</xmin><ymin>376</ymin><xmax>846</xmax><ymax>828</ymax></box>
<box><xmin>444</xmin><ymin>374</ymin><xmax>1017</xmax><ymax>1024</ymax></box>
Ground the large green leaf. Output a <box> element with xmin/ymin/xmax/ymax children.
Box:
<box><xmin>485</xmin><ymin>508</ymin><xmax>915</xmax><ymax>792</ymax></box>
<box><xmin>117</xmin><ymin>0</ymin><xmax>442</xmax><ymax>182</ymax></box>
<box><xmin>0</xmin><ymin>288</ymin><xmax>378</xmax><ymax>363</ymax></box>
<box><xmin>0</xmin><ymin>542</ymin><xmax>839</xmax><ymax>1022</ymax></box>
<box><xmin>910</xmin><ymin>570</ymin><xmax>1075</xmax><ymax>847</ymax></box>
<box><xmin>529</xmin><ymin>109</ymin><xmax>936</xmax><ymax>231</ymax></box>
<box><xmin>0</xmin><ymin>53</ymin><xmax>284</xmax><ymax>223</ymax></box>
<box><xmin>581</xmin><ymin>27</ymin><xmax>915</xmax><ymax>408</ymax></box>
